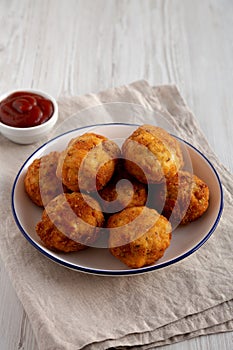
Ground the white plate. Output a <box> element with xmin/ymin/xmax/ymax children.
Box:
<box><xmin>12</xmin><ymin>123</ymin><xmax>223</xmax><ymax>276</ymax></box>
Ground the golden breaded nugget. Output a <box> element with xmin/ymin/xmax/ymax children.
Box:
<box><xmin>122</xmin><ymin>124</ymin><xmax>184</xmax><ymax>184</ymax></box>
<box><xmin>36</xmin><ymin>192</ymin><xmax>104</xmax><ymax>252</ymax></box>
<box><xmin>56</xmin><ymin>132</ymin><xmax>120</xmax><ymax>192</ymax></box>
<box><xmin>98</xmin><ymin>162</ymin><xmax>147</xmax><ymax>213</ymax></box>
<box><xmin>108</xmin><ymin>206</ymin><xmax>172</xmax><ymax>268</ymax></box>
<box><xmin>24</xmin><ymin>151</ymin><xmax>65</xmax><ymax>207</ymax></box>
<box><xmin>153</xmin><ymin>171</ymin><xmax>209</xmax><ymax>226</ymax></box>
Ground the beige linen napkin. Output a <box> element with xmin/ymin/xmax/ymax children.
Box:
<box><xmin>0</xmin><ymin>81</ymin><xmax>232</xmax><ymax>350</ymax></box>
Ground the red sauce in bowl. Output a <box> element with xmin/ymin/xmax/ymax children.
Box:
<box><xmin>0</xmin><ymin>91</ymin><xmax>54</xmax><ymax>128</ymax></box>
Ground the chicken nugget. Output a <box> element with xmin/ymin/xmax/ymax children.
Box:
<box><xmin>98</xmin><ymin>162</ymin><xmax>147</xmax><ymax>213</ymax></box>
<box><xmin>24</xmin><ymin>151</ymin><xmax>65</xmax><ymax>207</ymax></box>
<box><xmin>36</xmin><ymin>192</ymin><xmax>104</xmax><ymax>252</ymax></box>
<box><xmin>152</xmin><ymin>171</ymin><xmax>210</xmax><ymax>226</ymax></box>
<box><xmin>56</xmin><ymin>132</ymin><xmax>120</xmax><ymax>192</ymax></box>
<box><xmin>108</xmin><ymin>206</ymin><xmax>172</xmax><ymax>268</ymax></box>
<box><xmin>122</xmin><ymin>124</ymin><xmax>184</xmax><ymax>184</ymax></box>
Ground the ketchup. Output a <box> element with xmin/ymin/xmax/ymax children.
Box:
<box><xmin>0</xmin><ymin>91</ymin><xmax>54</xmax><ymax>128</ymax></box>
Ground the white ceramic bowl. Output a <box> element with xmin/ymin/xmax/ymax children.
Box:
<box><xmin>0</xmin><ymin>89</ymin><xmax>58</xmax><ymax>144</ymax></box>
<box><xmin>12</xmin><ymin>123</ymin><xmax>223</xmax><ymax>276</ymax></box>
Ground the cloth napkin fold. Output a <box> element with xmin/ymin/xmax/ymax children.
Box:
<box><xmin>0</xmin><ymin>80</ymin><xmax>232</xmax><ymax>350</ymax></box>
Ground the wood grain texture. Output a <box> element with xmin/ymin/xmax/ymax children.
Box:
<box><xmin>0</xmin><ymin>0</ymin><xmax>232</xmax><ymax>349</ymax></box>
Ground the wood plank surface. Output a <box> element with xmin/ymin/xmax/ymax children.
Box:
<box><xmin>0</xmin><ymin>0</ymin><xmax>232</xmax><ymax>349</ymax></box>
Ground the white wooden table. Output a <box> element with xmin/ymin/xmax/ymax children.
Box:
<box><xmin>0</xmin><ymin>0</ymin><xmax>232</xmax><ymax>349</ymax></box>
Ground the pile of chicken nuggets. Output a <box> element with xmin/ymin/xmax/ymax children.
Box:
<box><xmin>24</xmin><ymin>124</ymin><xmax>210</xmax><ymax>268</ymax></box>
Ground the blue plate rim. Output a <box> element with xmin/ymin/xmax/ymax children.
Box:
<box><xmin>11</xmin><ymin>122</ymin><xmax>224</xmax><ymax>276</ymax></box>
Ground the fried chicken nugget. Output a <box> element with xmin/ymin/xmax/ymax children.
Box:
<box><xmin>98</xmin><ymin>162</ymin><xmax>147</xmax><ymax>213</ymax></box>
<box><xmin>56</xmin><ymin>132</ymin><xmax>120</xmax><ymax>192</ymax></box>
<box><xmin>122</xmin><ymin>124</ymin><xmax>184</xmax><ymax>184</ymax></box>
<box><xmin>24</xmin><ymin>151</ymin><xmax>65</xmax><ymax>207</ymax></box>
<box><xmin>36</xmin><ymin>192</ymin><xmax>104</xmax><ymax>252</ymax></box>
<box><xmin>108</xmin><ymin>206</ymin><xmax>172</xmax><ymax>268</ymax></box>
<box><xmin>152</xmin><ymin>171</ymin><xmax>210</xmax><ymax>226</ymax></box>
